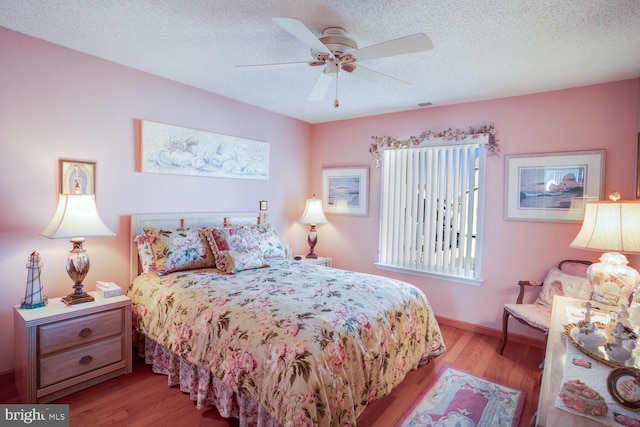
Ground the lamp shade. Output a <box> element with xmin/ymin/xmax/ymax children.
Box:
<box><xmin>41</xmin><ymin>194</ymin><xmax>115</xmax><ymax>239</ymax></box>
<box><xmin>570</xmin><ymin>201</ymin><xmax>640</xmax><ymax>253</ymax></box>
<box><xmin>299</xmin><ymin>198</ymin><xmax>329</xmax><ymax>225</ymax></box>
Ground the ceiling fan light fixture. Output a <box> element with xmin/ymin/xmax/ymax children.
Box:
<box><xmin>241</xmin><ymin>18</ymin><xmax>434</xmax><ymax>108</ymax></box>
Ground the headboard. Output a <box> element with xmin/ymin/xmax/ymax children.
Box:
<box><xmin>130</xmin><ymin>211</ymin><xmax>264</xmax><ymax>284</ymax></box>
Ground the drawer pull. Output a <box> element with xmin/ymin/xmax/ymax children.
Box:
<box><xmin>79</xmin><ymin>327</ymin><xmax>92</xmax><ymax>337</ymax></box>
<box><xmin>79</xmin><ymin>355</ymin><xmax>93</xmax><ymax>365</ymax></box>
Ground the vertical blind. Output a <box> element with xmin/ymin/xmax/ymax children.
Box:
<box><xmin>378</xmin><ymin>142</ymin><xmax>484</xmax><ymax>280</ymax></box>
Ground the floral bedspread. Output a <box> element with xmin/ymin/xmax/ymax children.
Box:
<box><xmin>128</xmin><ymin>259</ymin><xmax>445</xmax><ymax>426</ymax></box>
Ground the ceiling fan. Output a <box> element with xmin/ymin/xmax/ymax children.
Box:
<box><xmin>237</xmin><ymin>17</ymin><xmax>433</xmax><ymax>108</ymax></box>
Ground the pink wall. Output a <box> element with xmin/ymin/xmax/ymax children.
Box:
<box><xmin>310</xmin><ymin>79</ymin><xmax>640</xmax><ymax>340</ymax></box>
<box><xmin>0</xmin><ymin>28</ymin><xmax>311</xmax><ymax>373</ymax></box>
<box><xmin>2</xmin><ymin>26</ymin><xmax>639</xmax><ymax>374</ymax></box>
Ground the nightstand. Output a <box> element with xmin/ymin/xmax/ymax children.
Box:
<box><xmin>13</xmin><ymin>291</ymin><xmax>132</xmax><ymax>403</ymax></box>
<box><xmin>297</xmin><ymin>256</ymin><xmax>332</xmax><ymax>267</ymax></box>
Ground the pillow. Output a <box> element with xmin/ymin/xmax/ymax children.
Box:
<box><xmin>143</xmin><ymin>227</ymin><xmax>216</xmax><ymax>275</ymax></box>
<box><xmin>134</xmin><ymin>234</ymin><xmax>156</xmax><ymax>274</ymax></box>
<box><xmin>207</xmin><ymin>226</ymin><xmax>259</xmax><ymax>269</ymax></box>
<box><xmin>246</xmin><ymin>224</ymin><xmax>287</xmax><ymax>258</ymax></box>
<box><xmin>535</xmin><ymin>267</ymin><xmax>593</xmax><ymax>307</ymax></box>
<box><xmin>208</xmin><ymin>226</ymin><xmax>257</xmax><ymax>252</ymax></box>
<box><xmin>216</xmin><ymin>247</ymin><xmax>269</xmax><ymax>274</ymax></box>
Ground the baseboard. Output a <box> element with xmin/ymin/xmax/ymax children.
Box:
<box><xmin>435</xmin><ymin>315</ymin><xmax>546</xmax><ymax>349</ymax></box>
<box><xmin>0</xmin><ymin>369</ymin><xmax>14</xmax><ymax>386</ymax></box>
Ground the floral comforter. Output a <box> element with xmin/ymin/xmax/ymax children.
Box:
<box><xmin>128</xmin><ymin>259</ymin><xmax>445</xmax><ymax>426</ymax></box>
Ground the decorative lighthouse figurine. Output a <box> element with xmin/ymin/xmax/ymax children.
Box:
<box><xmin>20</xmin><ymin>251</ymin><xmax>47</xmax><ymax>309</ymax></box>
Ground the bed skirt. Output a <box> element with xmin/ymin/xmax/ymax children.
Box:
<box><xmin>138</xmin><ymin>333</ymin><xmax>280</xmax><ymax>427</ymax></box>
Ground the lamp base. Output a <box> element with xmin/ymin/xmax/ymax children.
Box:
<box><xmin>305</xmin><ymin>253</ymin><xmax>318</xmax><ymax>259</ymax></box>
<box><xmin>62</xmin><ymin>292</ymin><xmax>94</xmax><ymax>306</ymax></box>
<box><xmin>589</xmin><ymin>252</ymin><xmax>640</xmax><ymax>307</ymax></box>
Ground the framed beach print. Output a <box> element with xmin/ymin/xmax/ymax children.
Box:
<box><xmin>322</xmin><ymin>167</ymin><xmax>368</xmax><ymax>216</ymax></box>
<box><xmin>59</xmin><ymin>159</ymin><xmax>95</xmax><ymax>195</ymax></box>
<box><xmin>504</xmin><ymin>150</ymin><xmax>605</xmax><ymax>222</ymax></box>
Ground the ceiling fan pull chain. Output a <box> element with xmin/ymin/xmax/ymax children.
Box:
<box><xmin>334</xmin><ymin>62</ymin><xmax>340</xmax><ymax>108</ymax></box>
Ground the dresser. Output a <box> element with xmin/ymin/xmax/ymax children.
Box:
<box><xmin>537</xmin><ymin>295</ymin><xmax>611</xmax><ymax>426</ymax></box>
<box><xmin>13</xmin><ymin>292</ymin><xmax>132</xmax><ymax>403</ymax></box>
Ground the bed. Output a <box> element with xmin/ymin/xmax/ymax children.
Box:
<box><xmin>128</xmin><ymin>212</ymin><xmax>445</xmax><ymax>426</ymax></box>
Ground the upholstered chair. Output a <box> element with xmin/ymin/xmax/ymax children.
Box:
<box><xmin>499</xmin><ymin>260</ymin><xmax>593</xmax><ymax>354</ymax></box>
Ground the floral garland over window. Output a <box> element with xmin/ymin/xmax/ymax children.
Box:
<box><xmin>370</xmin><ymin>123</ymin><xmax>499</xmax><ymax>167</ymax></box>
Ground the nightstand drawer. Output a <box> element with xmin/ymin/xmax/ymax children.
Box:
<box><xmin>38</xmin><ymin>309</ymin><xmax>122</xmax><ymax>355</ymax></box>
<box><xmin>39</xmin><ymin>335</ymin><xmax>123</xmax><ymax>388</ymax></box>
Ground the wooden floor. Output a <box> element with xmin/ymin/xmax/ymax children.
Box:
<box><xmin>1</xmin><ymin>324</ymin><xmax>543</xmax><ymax>426</ymax></box>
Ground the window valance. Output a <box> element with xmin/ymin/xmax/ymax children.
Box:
<box><xmin>370</xmin><ymin>123</ymin><xmax>499</xmax><ymax>167</ymax></box>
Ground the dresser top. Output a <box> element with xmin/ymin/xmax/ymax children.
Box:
<box><xmin>14</xmin><ymin>292</ymin><xmax>130</xmax><ymax>325</ymax></box>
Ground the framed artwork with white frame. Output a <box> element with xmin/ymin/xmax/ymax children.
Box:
<box><xmin>322</xmin><ymin>167</ymin><xmax>368</xmax><ymax>216</ymax></box>
<box><xmin>504</xmin><ymin>150</ymin><xmax>605</xmax><ymax>222</ymax></box>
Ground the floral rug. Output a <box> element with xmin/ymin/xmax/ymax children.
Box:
<box><xmin>395</xmin><ymin>366</ymin><xmax>526</xmax><ymax>427</ymax></box>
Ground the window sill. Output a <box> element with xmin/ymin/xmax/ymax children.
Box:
<box><xmin>375</xmin><ymin>263</ymin><xmax>483</xmax><ymax>286</ymax></box>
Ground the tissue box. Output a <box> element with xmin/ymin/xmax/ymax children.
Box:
<box><xmin>96</xmin><ymin>281</ymin><xmax>122</xmax><ymax>298</ymax></box>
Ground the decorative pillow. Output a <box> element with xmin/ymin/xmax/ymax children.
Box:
<box><xmin>134</xmin><ymin>234</ymin><xmax>156</xmax><ymax>274</ymax></box>
<box><xmin>207</xmin><ymin>226</ymin><xmax>259</xmax><ymax>268</ymax></box>
<box><xmin>216</xmin><ymin>247</ymin><xmax>269</xmax><ymax>274</ymax></box>
<box><xmin>208</xmin><ymin>226</ymin><xmax>257</xmax><ymax>252</ymax></box>
<box><xmin>246</xmin><ymin>224</ymin><xmax>286</xmax><ymax>258</ymax></box>
<box><xmin>143</xmin><ymin>227</ymin><xmax>216</xmax><ymax>275</ymax></box>
<box><xmin>535</xmin><ymin>267</ymin><xmax>593</xmax><ymax>307</ymax></box>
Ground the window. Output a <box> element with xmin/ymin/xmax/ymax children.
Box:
<box><xmin>376</xmin><ymin>137</ymin><xmax>486</xmax><ymax>285</ymax></box>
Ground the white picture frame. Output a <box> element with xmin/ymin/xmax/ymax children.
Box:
<box><xmin>322</xmin><ymin>167</ymin><xmax>368</xmax><ymax>216</ymax></box>
<box><xmin>504</xmin><ymin>150</ymin><xmax>605</xmax><ymax>222</ymax></box>
<box><xmin>140</xmin><ymin>120</ymin><xmax>269</xmax><ymax>180</ymax></box>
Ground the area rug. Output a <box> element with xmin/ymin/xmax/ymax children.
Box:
<box><xmin>395</xmin><ymin>366</ymin><xmax>526</xmax><ymax>427</ymax></box>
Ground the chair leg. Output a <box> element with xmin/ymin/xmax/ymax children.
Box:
<box><xmin>499</xmin><ymin>308</ymin><xmax>510</xmax><ymax>355</ymax></box>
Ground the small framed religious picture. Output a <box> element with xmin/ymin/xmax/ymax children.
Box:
<box><xmin>59</xmin><ymin>159</ymin><xmax>96</xmax><ymax>195</ymax></box>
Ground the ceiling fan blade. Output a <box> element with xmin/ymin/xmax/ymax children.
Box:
<box><xmin>342</xmin><ymin>33</ymin><xmax>433</xmax><ymax>63</ymax></box>
<box><xmin>347</xmin><ymin>64</ymin><xmax>411</xmax><ymax>91</ymax></box>
<box><xmin>308</xmin><ymin>71</ymin><xmax>333</xmax><ymax>101</ymax></box>
<box><xmin>236</xmin><ymin>61</ymin><xmax>322</xmax><ymax>70</ymax></box>
<box><xmin>273</xmin><ymin>17</ymin><xmax>332</xmax><ymax>56</ymax></box>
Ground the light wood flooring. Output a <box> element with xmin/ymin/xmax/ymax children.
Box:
<box><xmin>0</xmin><ymin>323</ymin><xmax>543</xmax><ymax>426</ymax></box>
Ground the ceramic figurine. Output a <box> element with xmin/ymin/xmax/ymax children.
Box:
<box><xmin>618</xmin><ymin>303</ymin><xmax>632</xmax><ymax>328</ymax></box>
<box><xmin>20</xmin><ymin>251</ymin><xmax>47</xmax><ymax>309</ymax></box>
<box><xmin>577</xmin><ymin>302</ymin><xmax>607</xmax><ymax>349</ymax></box>
<box><xmin>605</xmin><ymin>322</ymin><xmax>636</xmax><ymax>364</ymax></box>
<box><xmin>629</xmin><ymin>288</ymin><xmax>640</xmax><ymax>326</ymax></box>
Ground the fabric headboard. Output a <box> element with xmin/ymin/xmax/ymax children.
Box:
<box><xmin>129</xmin><ymin>212</ymin><xmax>263</xmax><ymax>283</ymax></box>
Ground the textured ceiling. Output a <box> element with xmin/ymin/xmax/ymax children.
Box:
<box><xmin>2</xmin><ymin>0</ymin><xmax>640</xmax><ymax>124</ymax></box>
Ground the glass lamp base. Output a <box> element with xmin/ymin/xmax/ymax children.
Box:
<box><xmin>589</xmin><ymin>252</ymin><xmax>640</xmax><ymax>306</ymax></box>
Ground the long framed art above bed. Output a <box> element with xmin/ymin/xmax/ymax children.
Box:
<box><xmin>128</xmin><ymin>212</ymin><xmax>445</xmax><ymax>426</ymax></box>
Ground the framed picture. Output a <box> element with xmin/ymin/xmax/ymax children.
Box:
<box><xmin>504</xmin><ymin>150</ymin><xmax>605</xmax><ymax>222</ymax></box>
<box><xmin>259</xmin><ymin>200</ymin><xmax>268</xmax><ymax>211</ymax></box>
<box><xmin>607</xmin><ymin>367</ymin><xmax>640</xmax><ymax>410</ymax></box>
<box><xmin>59</xmin><ymin>159</ymin><xmax>96</xmax><ymax>195</ymax></box>
<box><xmin>322</xmin><ymin>167</ymin><xmax>368</xmax><ymax>215</ymax></box>
<box><xmin>140</xmin><ymin>120</ymin><xmax>269</xmax><ymax>180</ymax></box>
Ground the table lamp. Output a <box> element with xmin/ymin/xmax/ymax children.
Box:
<box><xmin>299</xmin><ymin>195</ymin><xmax>328</xmax><ymax>259</ymax></box>
<box><xmin>41</xmin><ymin>194</ymin><xmax>115</xmax><ymax>305</ymax></box>
<box><xmin>570</xmin><ymin>192</ymin><xmax>640</xmax><ymax>306</ymax></box>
